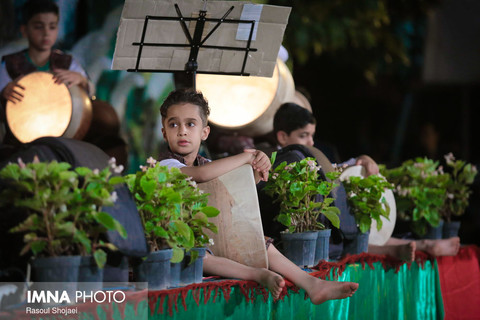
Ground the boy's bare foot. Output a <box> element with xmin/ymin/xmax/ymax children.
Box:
<box><xmin>256</xmin><ymin>268</ymin><xmax>285</xmax><ymax>299</ymax></box>
<box><xmin>419</xmin><ymin>237</ymin><xmax>460</xmax><ymax>256</ymax></box>
<box><xmin>394</xmin><ymin>242</ymin><xmax>416</xmax><ymax>261</ymax></box>
<box><xmin>303</xmin><ymin>278</ymin><xmax>359</xmax><ymax>305</ymax></box>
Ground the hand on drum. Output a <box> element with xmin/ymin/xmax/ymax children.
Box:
<box><xmin>52</xmin><ymin>69</ymin><xmax>87</xmax><ymax>89</ymax></box>
<box><xmin>244</xmin><ymin>149</ymin><xmax>271</xmax><ymax>182</ymax></box>
<box><xmin>355</xmin><ymin>154</ymin><xmax>379</xmax><ymax>176</ymax></box>
<box><xmin>1</xmin><ymin>80</ymin><xmax>25</xmax><ymax>104</ymax></box>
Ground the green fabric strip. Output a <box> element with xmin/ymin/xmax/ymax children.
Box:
<box><xmin>151</xmin><ymin>261</ymin><xmax>444</xmax><ymax>320</ymax></box>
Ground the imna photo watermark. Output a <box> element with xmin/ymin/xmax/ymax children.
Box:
<box><xmin>0</xmin><ymin>282</ymin><xmax>148</xmax><ymax>320</ymax></box>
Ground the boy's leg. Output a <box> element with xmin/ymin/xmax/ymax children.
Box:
<box><xmin>368</xmin><ymin>242</ymin><xmax>416</xmax><ymax>261</ymax></box>
<box><xmin>385</xmin><ymin>237</ymin><xmax>460</xmax><ymax>256</ymax></box>
<box><xmin>415</xmin><ymin>237</ymin><xmax>460</xmax><ymax>256</ymax></box>
<box><xmin>266</xmin><ymin>245</ymin><xmax>359</xmax><ymax>305</ymax></box>
<box><xmin>202</xmin><ymin>253</ymin><xmax>285</xmax><ymax>299</ymax></box>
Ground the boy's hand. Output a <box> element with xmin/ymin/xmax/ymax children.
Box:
<box><xmin>253</xmin><ymin>170</ymin><xmax>264</xmax><ymax>184</ymax></box>
<box><xmin>355</xmin><ymin>154</ymin><xmax>379</xmax><ymax>176</ymax></box>
<box><xmin>1</xmin><ymin>79</ymin><xmax>25</xmax><ymax>104</ymax></box>
<box><xmin>244</xmin><ymin>149</ymin><xmax>271</xmax><ymax>181</ymax></box>
<box><xmin>52</xmin><ymin>69</ymin><xmax>87</xmax><ymax>89</ymax></box>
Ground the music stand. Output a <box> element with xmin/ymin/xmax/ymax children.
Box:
<box><xmin>112</xmin><ymin>0</ymin><xmax>291</xmax><ymax>89</ymax></box>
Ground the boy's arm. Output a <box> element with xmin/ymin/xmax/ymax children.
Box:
<box><xmin>180</xmin><ymin>150</ymin><xmax>270</xmax><ymax>183</ymax></box>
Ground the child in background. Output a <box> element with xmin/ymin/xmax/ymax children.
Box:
<box><xmin>157</xmin><ymin>89</ymin><xmax>359</xmax><ymax>304</ymax></box>
<box><xmin>0</xmin><ymin>0</ymin><xmax>93</xmax><ymax>147</ymax></box>
<box><xmin>0</xmin><ymin>0</ymin><xmax>91</xmax><ymax>106</ymax></box>
<box><xmin>271</xmin><ymin>102</ymin><xmax>460</xmax><ymax>260</ymax></box>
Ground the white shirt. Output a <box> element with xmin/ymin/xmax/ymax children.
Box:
<box><xmin>158</xmin><ymin>158</ymin><xmax>187</xmax><ymax>169</ymax></box>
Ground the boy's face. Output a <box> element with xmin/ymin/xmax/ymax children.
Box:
<box><xmin>277</xmin><ymin>123</ymin><xmax>316</xmax><ymax>147</ymax></box>
<box><xmin>21</xmin><ymin>13</ymin><xmax>59</xmax><ymax>52</ymax></box>
<box><xmin>161</xmin><ymin>103</ymin><xmax>210</xmax><ymax>158</ymax></box>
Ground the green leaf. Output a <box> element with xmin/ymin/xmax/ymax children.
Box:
<box><xmin>277</xmin><ymin>213</ymin><xmax>291</xmax><ymax>227</ymax></box>
<box><xmin>57</xmin><ymin>222</ymin><xmax>76</xmax><ymax>236</ymax></box>
<box><xmin>140</xmin><ymin>177</ymin><xmax>157</xmax><ymax>195</ymax></box>
<box><xmin>19</xmin><ymin>167</ymin><xmax>34</xmax><ymax>180</ymax></box>
<box><xmin>109</xmin><ymin>176</ymin><xmax>124</xmax><ymax>185</ymax></box>
<box><xmin>93</xmin><ymin>211</ymin><xmax>116</xmax><ymax>230</ymax></box>
<box><xmin>173</xmin><ymin>220</ymin><xmax>191</xmax><ymax>239</ymax></box>
<box><xmin>31</xmin><ymin>241</ymin><xmax>47</xmax><ymax>255</ymax></box>
<box><xmin>94</xmin><ymin>249</ymin><xmax>107</xmax><ymax>269</ymax></box>
<box><xmin>207</xmin><ymin>223</ymin><xmax>218</xmax><ymax>234</ymax></box>
<box><xmin>270</xmin><ymin>152</ymin><xmax>277</xmax><ymax>165</ymax></box>
<box><xmin>359</xmin><ymin>215</ymin><xmax>371</xmax><ymax>233</ymax></box>
<box><xmin>75</xmin><ymin>167</ymin><xmax>92</xmax><ymax>177</ymax></box>
<box><xmin>323</xmin><ymin>207</ymin><xmax>340</xmax><ymax>229</ymax></box>
<box><xmin>375</xmin><ymin>217</ymin><xmax>383</xmax><ymax>231</ymax></box>
<box><xmin>153</xmin><ymin>227</ymin><xmax>168</xmax><ymax>239</ymax></box>
<box><xmin>193</xmin><ymin>212</ymin><xmax>208</xmax><ymax>224</ymax></box>
<box><xmin>171</xmin><ymin>247</ymin><xmax>184</xmax><ymax>263</ymax></box>
<box><xmin>114</xmin><ymin>220</ymin><xmax>128</xmax><ymax>239</ymax></box>
<box><xmin>103</xmin><ymin>243</ymin><xmax>118</xmax><ymax>251</ymax></box>
<box><xmin>74</xmin><ymin>230</ymin><xmax>92</xmax><ymax>253</ymax></box>
<box><xmin>201</xmin><ymin>206</ymin><xmax>220</xmax><ymax>217</ymax></box>
<box><xmin>0</xmin><ymin>164</ymin><xmax>20</xmax><ymax>180</ymax></box>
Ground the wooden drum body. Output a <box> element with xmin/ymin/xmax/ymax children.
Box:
<box><xmin>6</xmin><ymin>72</ymin><xmax>92</xmax><ymax>143</ymax></box>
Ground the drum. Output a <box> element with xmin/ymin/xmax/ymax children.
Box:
<box><xmin>292</xmin><ymin>90</ymin><xmax>312</xmax><ymax>112</ymax></box>
<box><xmin>6</xmin><ymin>72</ymin><xmax>92</xmax><ymax>143</ymax></box>
<box><xmin>198</xmin><ymin>164</ymin><xmax>268</xmax><ymax>268</ymax></box>
<box><xmin>339</xmin><ymin>166</ymin><xmax>397</xmax><ymax>246</ymax></box>
<box><xmin>196</xmin><ymin>59</ymin><xmax>296</xmax><ymax>137</ymax></box>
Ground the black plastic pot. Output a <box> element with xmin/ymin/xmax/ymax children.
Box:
<box><xmin>314</xmin><ymin>229</ymin><xmax>331</xmax><ymax>265</ymax></box>
<box><xmin>343</xmin><ymin>231</ymin><xmax>370</xmax><ymax>255</ymax></box>
<box><xmin>78</xmin><ymin>256</ymin><xmax>103</xmax><ymax>292</ymax></box>
<box><xmin>424</xmin><ymin>221</ymin><xmax>444</xmax><ymax>240</ymax></box>
<box><xmin>134</xmin><ymin>249</ymin><xmax>173</xmax><ymax>290</ymax></box>
<box><xmin>180</xmin><ymin>247</ymin><xmax>206</xmax><ymax>286</ymax></box>
<box><xmin>103</xmin><ymin>254</ymin><xmax>129</xmax><ymax>285</ymax></box>
<box><xmin>32</xmin><ymin>255</ymin><xmax>82</xmax><ymax>283</ymax></box>
<box><xmin>442</xmin><ymin>221</ymin><xmax>461</xmax><ymax>239</ymax></box>
<box><xmin>281</xmin><ymin>231</ymin><xmax>318</xmax><ymax>267</ymax></box>
<box><xmin>170</xmin><ymin>261</ymin><xmax>181</xmax><ymax>288</ymax></box>
<box><xmin>31</xmin><ymin>255</ymin><xmax>82</xmax><ymax>304</ymax></box>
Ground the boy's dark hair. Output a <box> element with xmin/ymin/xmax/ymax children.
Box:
<box><xmin>22</xmin><ymin>0</ymin><xmax>59</xmax><ymax>25</ymax></box>
<box><xmin>160</xmin><ymin>89</ymin><xmax>210</xmax><ymax>126</ymax></box>
<box><xmin>273</xmin><ymin>102</ymin><xmax>316</xmax><ymax>135</ymax></box>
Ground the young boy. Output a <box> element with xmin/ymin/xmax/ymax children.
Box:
<box><xmin>157</xmin><ymin>88</ymin><xmax>359</xmax><ymax>304</ymax></box>
<box><xmin>273</xmin><ymin>102</ymin><xmax>379</xmax><ymax>176</ymax></box>
<box><xmin>271</xmin><ymin>102</ymin><xmax>460</xmax><ymax>260</ymax></box>
<box><xmin>0</xmin><ymin>0</ymin><xmax>91</xmax><ymax>106</ymax></box>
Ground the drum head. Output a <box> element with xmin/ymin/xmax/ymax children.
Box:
<box><xmin>196</xmin><ymin>59</ymin><xmax>295</xmax><ymax>137</ymax></box>
<box><xmin>339</xmin><ymin>165</ymin><xmax>396</xmax><ymax>246</ymax></box>
<box><xmin>6</xmin><ymin>72</ymin><xmax>72</xmax><ymax>143</ymax></box>
<box><xmin>198</xmin><ymin>165</ymin><xmax>268</xmax><ymax>268</ymax></box>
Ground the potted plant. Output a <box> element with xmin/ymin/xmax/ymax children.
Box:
<box><xmin>0</xmin><ymin>157</ymin><xmax>127</xmax><ymax>287</ymax></box>
<box><xmin>381</xmin><ymin>157</ymin><xmax>449</xmax><ymax>238</ymax></box>
<box><xmin>441</xmin><ymin>153</ymin><xmax>478</xmax><ymax>238</ymax></box>
<box><xmin>125</xmin><ymin>158</ymin><xmax>219</xmax><ymax>289</ymax></box>
<box><xmin>342</xmin><ymin>172</ymin><xmax>394</xmax><ymax>254</ymax></box>
<box><xmin>263</xmin><ymin>153</ymin><xmax>341</xmax><ymax>266</ymax></box>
